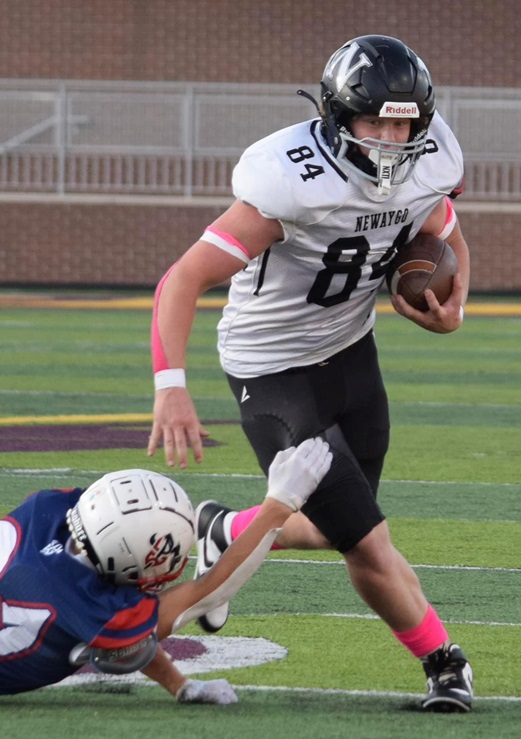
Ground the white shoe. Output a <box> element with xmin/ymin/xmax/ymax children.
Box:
<box><xmin>194</xmin><ymin>500</ymin><xmax>235</xmax><ymax>633</ymax></box>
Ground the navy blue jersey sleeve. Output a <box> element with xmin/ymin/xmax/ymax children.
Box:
<box><xmin>0</xmin><ymin>489</ymin><xmax>159</xmax><ymax>694</ymax></box>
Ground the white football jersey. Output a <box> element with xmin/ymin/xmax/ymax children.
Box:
<box><xmin>217</xmin><ymin>112</ymin><xmax>464</xmax><ymax>378</ymax></box>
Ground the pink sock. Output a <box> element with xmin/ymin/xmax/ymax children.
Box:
<box><xmin>392</xmin><ymin>604</ymin><xmax>449</xmax><ymax>658</ymax></box>
<box><xmin>231</xmin><ymin>506</ymin><xmax>283</xmax><ymax>549</ymax></box>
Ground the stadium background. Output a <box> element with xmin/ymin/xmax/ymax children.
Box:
<box><xmin>0</xmin><ymin>0</ymin><xmax>520</xmax><ymax>292</ymax></box>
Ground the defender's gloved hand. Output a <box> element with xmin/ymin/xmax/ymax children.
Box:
<box><xmin>266</xmin><ymin>437</ymin><xmax>332</xmax><ymax>511</ymax></box>
<box><xmin>176</xmin><ymin>678</ymin><xmax>238</xmax><ymax>704</ymax></box>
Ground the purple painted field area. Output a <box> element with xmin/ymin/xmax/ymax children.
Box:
<box><xmin>77</xmin><ymin>636</ymin><xmax>207</xmax><ymax>675</ymax></box>
<box><xmin>0</xmin><ymin>424</ymin><xmax>221</xmax><ymax>452</ymax></box>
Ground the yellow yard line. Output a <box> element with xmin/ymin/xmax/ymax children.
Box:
<box><xmin>0</xmin><ymin>413</ymin><xmax>152</xmax><ymax>426</ymax></box>
<box><xmin>0</xmin><ymin>296</ymin><xmax>155</xmax><ymax>310</ymax></box>
<box><xmin>1</xmin><ymin>293</ymin><xmax>520</xmax><ymax>315</ymax></box>
<box><xmin>0</xmin><ymin>295</ymin><xmax>226</xmax><ymax>310</ymax></box>
<box><xmin>375</xmin><ymin>302</ymin><xmax>521</xmax><ymax>316</ymax></box>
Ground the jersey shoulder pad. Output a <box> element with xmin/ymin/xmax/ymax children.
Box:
<box><xmin>417</xmin><ymin>112</ymin><xmax>464</xmax><ymax>193</ymax></box>
<box><xmin>232</xmin><ymin>137</ymin><xmax>297</xmax><ymax>222</ymax></box>
<box><xmin>232</xmin><ymin>120</ymin><xmax>342</xmax><ymax>225</ymax></box>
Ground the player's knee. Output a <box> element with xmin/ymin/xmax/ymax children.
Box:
<box><xmin>277</xmin><ymin>511</ymin><xmax>332</xmax><ymax>549</ymax></box>
<box><xmin>342</xmin><ymin>520</ymin><xmax>394</xmax><ymax>570</ymax></box>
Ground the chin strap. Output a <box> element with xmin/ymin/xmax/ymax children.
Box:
<box><xmin>296</xmin><ymin>88</ymin><xmax>321</xmax><ymax>113</ymax></box>
<box><xmin>369</xmin><ymin>149</ymin><xmax>398</xmax><ymax>195</ymax></box>
<box><xmin>345</xmin><ymin>144</ymin><xmax>396</xmax><ymax>195</ymax></box>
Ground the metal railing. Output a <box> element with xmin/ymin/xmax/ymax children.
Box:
<box><xmin>0</xmin><ymin>79</ymin><xmax>520</xmax><ymax>200</ymax></box>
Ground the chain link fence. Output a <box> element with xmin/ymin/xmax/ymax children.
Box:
<box><xmin>0</xmin><ymin>79</ymin><xmax>519</xmax><ymax>200</ymax></box>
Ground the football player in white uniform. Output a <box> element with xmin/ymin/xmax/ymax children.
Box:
<box><xmin>148</xmin><ymin>35</ymin><xmax>473</xmax><ymax>712</ymax></box>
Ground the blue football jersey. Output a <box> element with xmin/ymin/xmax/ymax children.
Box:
<box><xmin>0</xmin><ymin>488</ymin><xmax>159</xmax><ymax>694</ymax></box>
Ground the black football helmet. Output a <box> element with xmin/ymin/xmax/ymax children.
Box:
<box><xmin>318</xmin><ymin>35</ymin><xmax>435</xmax><ymax>193</ymax></box>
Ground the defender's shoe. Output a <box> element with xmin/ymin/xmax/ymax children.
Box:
<box><xmin>421</xmin><ymin>643</ymin><xmax>473</xmax><ymax>712</ymax></box>
<box><xmin>194</xmin><ymin>500</ymin><xmax>235</xmax><ymax>633</ymax></box>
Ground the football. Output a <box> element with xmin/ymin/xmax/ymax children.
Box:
<box><xmin>386</xmin><ymin>233</ymin><xmax>458</xmax><ymax>312</ymax></box>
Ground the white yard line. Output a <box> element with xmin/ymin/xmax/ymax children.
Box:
<box><xmin>2</xmin><ymin>467</ymin><xmax>521</xmax><ymax>489</ymax></box>
<box><xmin>236</xmin><ymin>684</ymin><xmax>521</xmax><ymax>703</ymax></box>
<box><xmin>320</xmin><ymin>612</ymin><xmax>521</xmax><ymax>628</ymax></box>
<box><xmin>258</xmin><ymin>558</ymin><xmax>521</xmax><ymax>574</ymax></box>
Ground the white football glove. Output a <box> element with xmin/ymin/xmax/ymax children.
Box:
<box><xmin>176</xmin><ymin>678</ymin><xmax>238</xmax><ymax>704</ymax></box>
<box><xmin>265</xmin><ymin>437</ymin><xmax>332</xmax><ymax>511</ymax></box>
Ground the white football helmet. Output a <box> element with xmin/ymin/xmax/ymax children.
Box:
<box><xmin>67</xmin><ymin>469</ymin><xmax>195</xmax><ymax>592</ymax></box>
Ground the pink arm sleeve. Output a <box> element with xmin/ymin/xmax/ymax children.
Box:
<box><xmin>151</xmin><ymin>265</ymin><xmax>175</xmax><ymax>373</ymax></box>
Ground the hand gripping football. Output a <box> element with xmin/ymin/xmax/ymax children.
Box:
<box><xmin>386</xmin><ymin>233</ymin><xmax>458</xmax><ymax>312</ymax></box>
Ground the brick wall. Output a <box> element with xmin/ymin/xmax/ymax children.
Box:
<box><xmin>2</xmin><ymin>202</ymin><xmax>518</xmax><ymax>292</ymax></box>
<box><xmin>1</xmin><ymin>0</ymin><xmax>520</xmax><ymax>292</ymax></box>
<box><xmin>1</xmin><ymin>0</ymin><xmax>519</xmax><ymax>87</ymax></box>
<box><xmin>456</xmin><ymin>210</ymin><xmax>521</xmax><ymax>292</ymax></box>
<box><xmin>0</xmin><ymin>202</ymin><xmax>224</xmax><ymax>287</ymax></box>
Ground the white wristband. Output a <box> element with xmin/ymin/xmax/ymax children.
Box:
<box><xmin>154</xmin><ymin>369</ymin><xmax>186</xmax><ymax>391</ymax></box>
<box><xmin>459</xmin><ymin>305</ymin><xmax>465</xmax><ymax>322</ymax></box>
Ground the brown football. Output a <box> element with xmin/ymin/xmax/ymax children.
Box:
<box><xmin>386</xmin><ymin>233</ymin><xmax>458</xmax><ymax>312</ymax></box>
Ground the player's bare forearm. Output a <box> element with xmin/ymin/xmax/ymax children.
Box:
<box><xmin>141</xmin><ymin>642</ymin><xmax>239</xmax><ymax>705</ymax></box>
<box><xmin>197</xmin><ymin>498</ymin><xmax>290</xmax><ymax>583</ymax></box>
<box><xmin>149</xmin><ymin>241</ymin><xmax>248</xmax><ymax>467</ymax></box>
<box><xmin>156</xmin><ymin>438</ymin><xmax>332</xmax><ymax>635</ymax></box>
<box><xmin>419</xmin><ymin>200</ymin><xmax>470</xmax><ymax>307</ymax></box>
<box><xmin>156</xmin><ymin>498</ymin><xmax>290</xmax><ymax>638</ymax></box>
<box><xmin>141</xmin><ymin>643</ymin><xmax>187</xmax><ymax>697</ymax></box>
<box><xmin>444</xmin><ymin>223</ymin><xmax>470</xmax><ymax>304</ymax></box>
<box><xmin>156</xmin><ymin>241</ymin><xmax>248</xmax><ymax>369</ymax></box>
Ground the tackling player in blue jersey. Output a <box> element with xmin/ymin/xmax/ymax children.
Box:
<box><xmin>0</xmin><ymin>438</ymin><xmax>331</xmax><ymax>701</ymax></box>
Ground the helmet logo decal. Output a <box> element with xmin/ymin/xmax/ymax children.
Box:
<box><xmin>379</xmin><ymin>102</ymin><xmax>420</xmax><ymax>118</ymax></box>
<box><xmin>144</xmin><ymin>533</ymin><xmax>182</xmax><ymax>572</ymax></box>
<box><xmin>324</xmin><ymin>42</ymin><xmax>373</xmax><ymax>92</ymax></box>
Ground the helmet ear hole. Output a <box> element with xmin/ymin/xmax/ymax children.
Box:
<box><xmin>122</xmin><ymin>565</ymin><xmax>139</xmax><ymax>582</ymax></box>
<box><xmin>332</xmin><ymin>107</ymin><xmax>354</xmax><ymax>134</ymax></box>
<box><xmin>410</xmin><ymin>115</ymin><xmax>432</xmax><ymax>143</ymax></box>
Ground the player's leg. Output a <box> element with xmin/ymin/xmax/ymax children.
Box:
<box><xmin>302</xmin><ymin>429</ymin><xmax>472</xmax><ymax>712</ymax></box>
<box><xmin>325</xmin><ymin>340</ymin><xmax>472</xmax><ymax>711</ymax></box>
<box><xmin>195</xmin><ymin>487</ymin><xmax>472</xmax><ymax>710</ymax></box>
<box><xmin>196</xmin><ymin>334</ymin><xmax>473</xmax><ymax>710</ymax></box>
<box><xmin>194</xmin><ymin>334</ymin><xmax>388</xmax><ymax>613</ymax></box>
<box><xmin>194</xmin><ymin>363</ymin><xmax>334</xmax><ymax>631</ymax></box>
<box><xmin>344</xmin><ymin>526</ymin><xmax>472</xmax><ymax>711</ymax></box>
<box><xmin>194</xmin><ymin>343</ymin><xmax>387</xmax><ymax>630</ymax></box>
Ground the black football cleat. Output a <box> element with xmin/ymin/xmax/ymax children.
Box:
<box><xmin>194</xmin><ymin>500</ymin><xmax>235</xmax><ymax>633</ymax></box>
<box><xmin>421</xmin><ymin>643</ymin><xmax>473</xmax><ymax>712</ymax></box>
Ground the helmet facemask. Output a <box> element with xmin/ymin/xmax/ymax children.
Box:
<box><xmin>332</xmin><ymin>105</ymin><xmax>432</xmax><ymax>194</ymax></box>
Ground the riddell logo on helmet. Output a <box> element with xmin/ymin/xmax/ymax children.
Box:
<box><xmin>380</xmin><ymin>102</ymin><xmax>420</xmax><ymax>118</ymax></box>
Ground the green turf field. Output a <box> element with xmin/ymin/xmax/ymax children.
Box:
<box><xmin>0</xmin><ymin>292</ymin><xmax>520</xmax><ymax>738</ymax></box>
